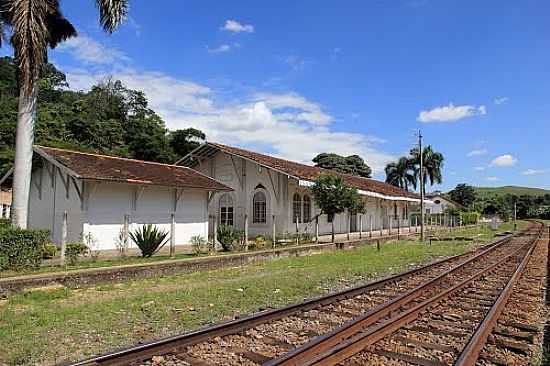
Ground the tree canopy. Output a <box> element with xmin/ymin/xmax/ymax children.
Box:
<box><xmin>0</xmin><ymin>56</ymin><xmax>205</xmax><ymax>176</ymax></box>
<box><xmin>312</xmin><ymin>153</ymin><xmax>372</xmax><ymax>178</ymax></box>
<box><xmin>448</xmin><ymin>183</ymin><xmax>477</xmax><ymax>207</ymax></box>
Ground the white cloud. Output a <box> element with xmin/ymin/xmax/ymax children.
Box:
<box><xmin>417</xmin><ymin>103</ymin><xmax>487</xmax><ymax>123</ymax></box>
<box><xmin>58</xmin><ymin>35</ymin><xmax>129</xmax><ymax>65</ymax></box>
<box><xmin>207</xmin><ymin>44</ymin><xmax>232</xmax><ymax>54</ymax></box>
<box><xmin>494</xmin><ymin>97</ymin><xmax>509</xmax><ymax>105</ymax></box>
<box><xmin>221</xmin><ymin>20</ymin><xmax>254</xmax><ymax>33</ymax></box>
<box><xmin>330</xmin><ymin>47</ymin><xmax>342</xmax><ymax>61</ymax></box>
<box><xmin>284</xmin><ymin>55</ymin><xmax>306</xmax><ymax>71</ymax></box>
<box><xmin>522</xmin><ymin>169</ymin><xmax>548</xmax><ymax>176</ymax></box>
<box><xmin>65</xmin><ymin>68</ymin><xmax>393</xmax><ymax>173</ymax></box>
<box><xmin>474</xmin><ymin>166</ymin><xmax>485</xmax><ymax>171</ymax></box>
<box><xmin>467</xmin><ymin>148</ymin><xmax>488</xmax><ymax>157</ymax></box>
<box><xmin>486</xmin><ymin>176</ymin><xmax>500</xmax><ymax>182</ymax></box>
<box><xmin>490</xmin><ymin>154</ymin><xmax>518</xmax><ymax>167</ymax></box>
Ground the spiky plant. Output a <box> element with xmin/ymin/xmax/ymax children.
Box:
<box><xmin>129</xmin><ymin>224</ymin><xmax>169</xmax><ymax>258</ymax></box>
<box><xmin>0</xmin><ymin>0</ymin><xmax>128</xmax><ymax>228</ymax></box>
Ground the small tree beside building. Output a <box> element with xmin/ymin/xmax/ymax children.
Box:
<box><xmin>311</xmin><ymin>174</ymin><xmax>365</xmax><ymax>242</ymax></box>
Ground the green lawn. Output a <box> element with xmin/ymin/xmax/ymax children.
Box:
<box><xmin>0</xmin><ymin>222</ymin><xmax>527</xmax><ymax>365</ymax></box>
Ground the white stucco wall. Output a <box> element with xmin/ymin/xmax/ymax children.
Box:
<box><xmin>28</xmin><ymin>161</ymin><xmax>211</xmax><ymax>251</ymax></box>
<box><xmin>425</xmin><ymin>197</ymin><xmax>457</xmax><ymax>214</ymax></box>
<box><xmin>195</xmin><ymin>151</ymin><xmax>415</xmax><ymax>239</ymax></box>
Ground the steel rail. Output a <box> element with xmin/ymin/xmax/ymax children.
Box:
<box><xmin>453</xmin><ymin>225</ymin><xmax>545</xmax><ymax>365</ymax></box>
<box><xmin>66</xmin><ymin>226</ymin><xmax>527</xmax><ymax>366</ymax></box>
<box><xmin>266</xmin><ymin>225</ymin><xmax>541</xmax><ymax>366</ymax></box>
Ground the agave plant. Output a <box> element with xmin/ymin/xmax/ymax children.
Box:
<box><xmin>129</xmin><ymin>224</ymin><xmax>169</xmax><ymax>257</ymax></box>
<box><xmin>217</xmin><ymin>224</ymin><xmax>237</xmax><ymax>251</ymax></box>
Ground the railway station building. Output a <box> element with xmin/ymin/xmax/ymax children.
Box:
<box><xmin>178</xmin><ymin>142</ymin><xmax>423</xmax><ymax>241</ymax></box>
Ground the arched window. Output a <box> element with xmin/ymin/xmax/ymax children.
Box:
<box><xmin>303</xmin><ymin>195</ymin><xmax>311</xmax><ymax>223</ymax></box>
<box><xmin>219</xmin><ymin>194</ymin><xmax>234</xmax><ymax>226</ymax></box>
<box><xmin>253</xmin><ymin>191</ymin><xmax>267</xmax><ymax>223</ymax></box>
<box><xmin>292</xmin><ymin>193</ymin><xmax>302</xmax><ymax>223</ymax></box>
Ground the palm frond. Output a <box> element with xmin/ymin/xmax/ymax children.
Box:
<box><xmin>10</xmin><ymin>0</ymin><xmax>49</xmax><ymax>95</ymax></box>
<box><xmin>95</xmin><ymin>0</ymin><xmax>127</xmax><ymax>33</ymax></box>
<box><xmin>46</xmin><ymin>1</ymin><xmax>76</xmax><ymax>48</ymax></box>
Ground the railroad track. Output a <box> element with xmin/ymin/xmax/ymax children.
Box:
<box><xmin>69</xmin><ymin>223</ymin><xmax>544</xmax><ymax>366</ymax></box>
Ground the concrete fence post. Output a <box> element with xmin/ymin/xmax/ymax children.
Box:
<box><xmin>272</xmin><ymin>215</ymin><xmax>276</xmax><ymax>248</ymax></box>
<box><xmin>397</xmin><ymin>217</ymin><xmax>400</xmax><ymax>239</ymax></box>
<box><xmin>213</xmin><ymin>214</ymin><xmax>218</xmax><ymax>252</ymax></box>
<box><xmin>389</xmin><ymin>216</ymin><xmax>392</xmax><ymax>236</ymax></box>
<box><xmin>315</xmin><ymin>216</ymin><xmax>319</xmax><ymax>243</ymax></box>
<box><xmin>347</xmin><ymin>213</ymin><xmax>351</xmax><ymax>241</ymax></box>
<box><xmin>123</xmin><ymin>214</ymin><xmax>129</xmax><ymax>256</ymax></box>
<box><xmin>244</xmin><ymin>214</ymin><xmax>249</xmax><ymax>251</ymax></box>
<box><xmin>359</xmin><ymin>214</ymin><xmax>363</xmax><ymax>239</ymax></box>
<box><xmin>170</xmin><ymin>213</ymin><xmax>176</xmax><ymax>258</ymax></box>
<box><xmin>369</xmin><ymin>215</ymin><xmax>373</xmax><ymax>238</ymax></box>
<box><xmin>60</xmin><ymin>211</ymin><xmax>68</xmax><ymax>265</ymax></box>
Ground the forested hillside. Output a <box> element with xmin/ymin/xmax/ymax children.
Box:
<box><xmin>0</xmin><ymin>56</ymin><xmax>205</xmax><ymax>176</ymax></box>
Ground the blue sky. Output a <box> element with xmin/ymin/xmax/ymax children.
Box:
<box><xmin>3</xmin><ymin>0</ymin><xmax>550</xmax><ymax>190</ymax></box>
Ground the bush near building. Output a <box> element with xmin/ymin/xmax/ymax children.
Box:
<box><xmin>0</xmin><ymin>228</ymin><xmax>49</xmax><ymax>271</ymax></box>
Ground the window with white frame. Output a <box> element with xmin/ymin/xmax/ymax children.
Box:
<box><xmin>292</xmin><ymin>193</ymin><xmax>302</xmax><ymax>223</ymax></box>
<box><xmin>219</xmin><ymin>194</ymin><xmax>234</xmax><ymax>226</ymax></box>
<box><xmin>303</xmin><ymin>195</ymin><xmax>311</xmax><ymax>222</ymax></box>
<box><xmin>253</xmin><ymin>191</ymin><xmax>267</xmax><ymax>223</ymax></box>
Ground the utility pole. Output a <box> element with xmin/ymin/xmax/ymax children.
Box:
<box><xmin>513</xmin><ymin>201</ymin><xmax>517</xmax><ymax>231</ymax></box>
<box><xmin>419</xmin><ymin>131</ymin><xmax>425</xmax><ymax>241</ymax></box>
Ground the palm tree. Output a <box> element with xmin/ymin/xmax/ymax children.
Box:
<box><xmin>1</xmin><ymin>0</ymin><xmax>128</xmax><ymax>228</ymax></box>
<box><xmin>385</xmin><ymin>157</ymin><xmax>416</xmax><ymax>191</ymax></box>
<box><xmin>410</xmin><ymin>145</ymin><xmax>444</xmax><ymax>195</ymax></box>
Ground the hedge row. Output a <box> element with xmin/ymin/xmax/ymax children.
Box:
<box><xmin>460</xmin><ymin>212</ymin><xmax>480</xmax><ymax>225</ymax></box>
<box><xmin>0</xmin><ymin>228</ymin><xmax>49</xmax><ymax>271</ymax></box>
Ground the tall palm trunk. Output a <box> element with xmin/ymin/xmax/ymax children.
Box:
<box><xmin>11</xmin><ymin>83</ymin><xmax>38</xmax><ymax>228</ymax></box>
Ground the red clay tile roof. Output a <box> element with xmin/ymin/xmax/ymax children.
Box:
<box><xmin>191</xmin><ymin>142</ymin><xmax>419</xmax><ymax>199</ymax></box>
<box><xmin>35</xmin><ymin>146</ymin><xmax>232</xmax><ymax>191</ymax></box>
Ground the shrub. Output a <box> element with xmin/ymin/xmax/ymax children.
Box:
<box><xmin>130</xmin><ymin>224</ymin><xmax>169</xmax><ymax>257</ymax></box>
<box><xmin>0</xmin><ymin>218</ymin><xmax>11</xmax><ymax>229</ymax></box>
<box><xmin>0</xmin><ymin>228</ymin><xmax>49</xmax><ymax>271</ymax></box>
<box><xmin>42</xmin><ymin>243</ymin><xmax>57</xmax><ymax>259</ymax></box>
<box><xmin>190</xmin><ymin>235</ymin><xmax>207</xmax><ymax>255</ymax></box>
<box><xmin>254</xmin><ymin>235</ymin><xmax>266</xmax><ymax>249</ymax></box>
<box><xmin>217</xmin><ymin>224</ymin><xmax>238</xmax><ymax>251</ymax></box>
<box><xmin>460</xmin><ymin>212</ymin><xmax>480</xmax><ymax>225</ymax></box>
<box><xmin>65</xmin><ymin>242</ymin><xmax>89</xmax><ymax>265</ymax></box>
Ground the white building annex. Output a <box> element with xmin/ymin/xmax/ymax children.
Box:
<box><xmin>425</xmin><ymin>193</ymin><xmax>465</xmax><ymax>214</ymax></box>
<box><xmin>178</xmin><ymin>142</ymin><xmax>424</xmax><ymax>241</ymax></box>
<box><xmin>1</xmin><ymin>146</ymin><xmax>232</xmax><ymax>251</ymax></box>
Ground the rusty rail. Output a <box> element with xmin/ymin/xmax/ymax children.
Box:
<box><xmin>265</xmin><ymin>224</ymin><xmax>543</xmax><ymax>366</ymax></box>
<box><xmin>67</xmin><ymin>225</ymin><xmax>531</xmax><ymax>366</ymax></box>
<box><xmin>453</xmin><ymin>224</ymin><xmax>545</xmax><ymax>365</ymax></box>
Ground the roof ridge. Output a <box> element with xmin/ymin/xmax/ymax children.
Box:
<box><xmin>35</xmin><ymin>145</ymin><xmax>191</xmax><ymax>170</ymax></box>
<box><xmin>206</xmin><ymin>141</ymin><xmax>419</xmax><ymax>198</ymax></box>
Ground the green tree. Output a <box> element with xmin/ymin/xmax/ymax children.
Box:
<box><xmin>170</xmin><ymin>128</ymin><xmax>206</xmax><ymax>158</ymax></box>
<box><xmin>410</xmin><ymin>145</ymin><xmax>444</xmax><ymax>194</ymax></box>
<box><xmin>448</xmin><ymin>183</ymin><xmax>477</xmax><ymax>207</ymax></box>
<box><xmin>1</xmin><ymin>0</ymin><xmax>128</xmax><ymax>228</ymax></box>
<box><xmin>313</xmin><ymin>153</ymin><xmax>372</xmax><ymax>178</ymax></box>
<box><xmin>311</xmin><ymin>174</ymin><xmax>363</xmax><ymax>242</ymax></box>
<box><xmin>385</xmin><ymin>156</ymin><xmax>416</xmax><ymax>191</ymax></box>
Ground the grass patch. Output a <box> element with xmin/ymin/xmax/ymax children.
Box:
<box><xmin>0</xmin><ymin>222</ymin><xmax>527</xmax><ymax>365</ymax></box>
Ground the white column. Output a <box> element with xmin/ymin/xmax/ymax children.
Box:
<box><xmin>272</xmin><ymin>214</ymin><xmax>276</xmax><ymax>248</ymax></box>
<box><xmin>244</xmin><ymin>214</ymin><xmax>249</xmax><ymax>250</ymax></box>
<box><xmin>170</xmin><ymin>213</ymin><xmax>176</xmax><ymax>257</ymax></box>
<box><xmin>60</xmin><ymin>211</ymin><xmax>68</xmax><ymax>265</ymax></box>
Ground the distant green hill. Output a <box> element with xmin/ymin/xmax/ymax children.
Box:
<box><xmin>474</xmin><ymin>186</ymin><xmax>550</xmax><ymax>198</ymax></box>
